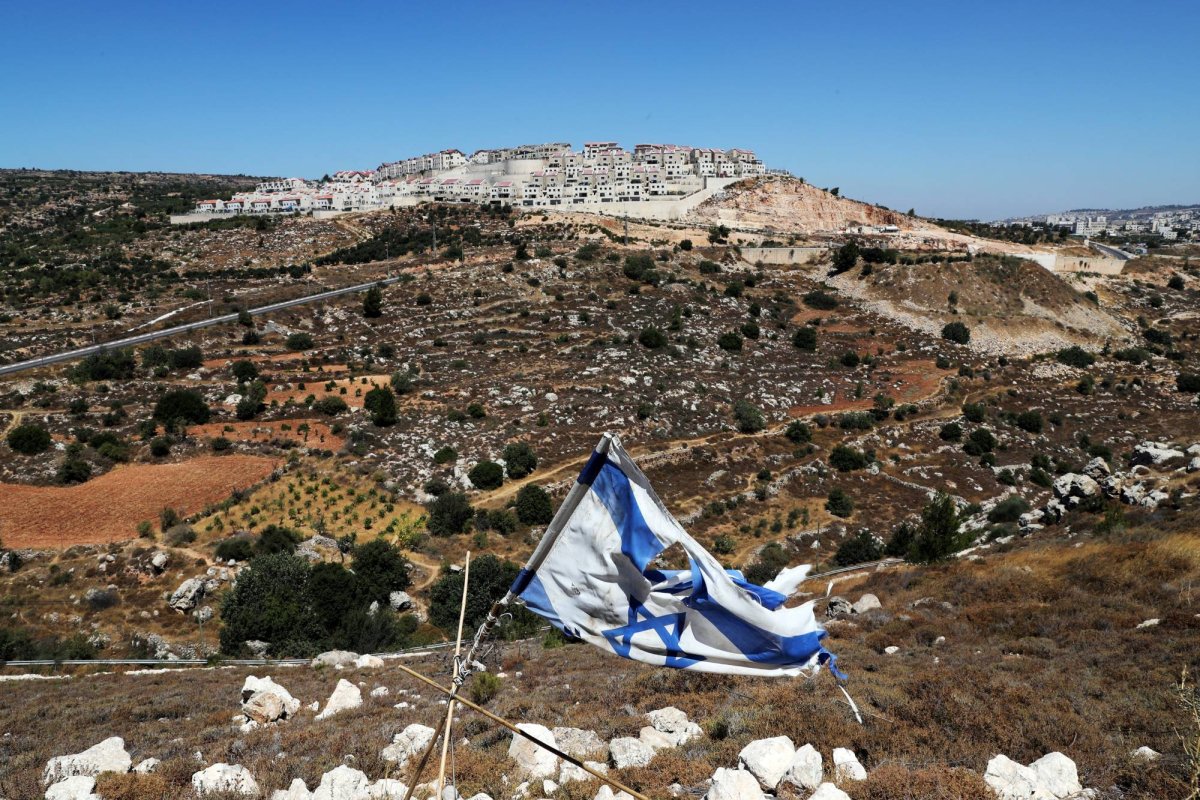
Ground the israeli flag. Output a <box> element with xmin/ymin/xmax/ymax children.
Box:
<box><xmin>511</xmin><ymin>436</ymin><xmax>841</xmax><ymax>678</ymax></box>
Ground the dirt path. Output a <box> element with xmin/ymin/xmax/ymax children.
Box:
<box><xmin>2</xmin><ymin>410</ymin><xmax>26</xmax><ymax>439</ymax></box>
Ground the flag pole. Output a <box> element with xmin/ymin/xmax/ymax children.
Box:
<box><xmin>451</xmin><ymin>431</ymin><xmax>614</xmax><ymax>686</ymax></box>
<box><xmin>436</xmin><ymin>551</ymin><xmax>471</xmax><ymax>800</ymax></box>
<box><xmin>401</xmin><ymin>433</ymin><xmax>616</xmax><ymax>799</ymax></box>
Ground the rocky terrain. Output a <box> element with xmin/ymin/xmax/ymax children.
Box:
<box><xmin>0</xmin><ymin>173</ymin><xmax>1198</xmax><ymax>799</ymax></box>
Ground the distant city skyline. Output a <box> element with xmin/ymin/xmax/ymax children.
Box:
<box><xmin>1</xmin><ymin>0</ymin><xmax>1196</xmax><ymax>220</ymax></box>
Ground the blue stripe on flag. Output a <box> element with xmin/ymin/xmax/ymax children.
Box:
<box><xmin>577</xmin><ymin>448</ymin><xmax>608</xmax><ymax>487</ymax></box>
<box><xmin>590</xmin><ymin>461</ymin><xmax>662</xmax><ymax>572</ymax></box>
<box><xmin>519</xmin><ymin>573</ymin><xmax>570</xmax><ymax>633</ymax></box>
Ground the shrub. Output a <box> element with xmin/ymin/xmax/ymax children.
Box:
<box><xmin>962</xmin><ymin>402</ymin><xmax>986</xmax><ymax>423</ymax></box>
<box><xmin>57</xmin><ymin>455</ymin><xmax>91</xmax><ymax>484</ymax></box>
<box><xmin>1016</xmin><ymin>411</ymin><xmax>1044</xmax><ymax>433</ymax></box>
<box><xmin>211</xmin><ymin>436</ymin><xmax>232</xmax><ymax>452</ymax></box>
<box><xmin>164</xmin><ymin>524</ymin><xmax>196</xmax><ymax>547</ymax></box>
<box><xmin>353</xmin><ymin>538</ymin><xmax>412</xmax><ymax>600</ymax></box>
<box><xmin>829</xmin><ymin>444</ymin><xmax>869</xmax><ymax>472</ymax></box>
<box><xmin>831</xmin><ymin>241</ymin><xmax>859</xmax><ymax>274</ymax></box>
<box><xmin>313</xmin><ymin>396</ymin><xmax>348</xmax><ymax>416</ymax></box>
<box><xmin>1056</xmin><ymin>346</ymin><xmax>1095</xmax><ymax>368</ymax></box>
<box><xmin>231</xmin><ymin>360</ymin><xmax>258</xmax><ymax>383</ymax></box>
<box><xmin>792</xmin><ymin>326</ymin><xmax>817</xmax><ymax>350</ymax></box>
<box><xmin>433</xmin><ymin>446</ymin><xmax>458</xmax><ymax>465</ymax></box>
<box><xmin>802</xmin><ymin>289</ymin><xmax>838</xmax><ymax>310</ymax></box>
<box><xmin>840</xmin><ymin>351</ymin><xmax>860</xmax><ymax>368</ymax></box>
<box><xmin>712</xmin><ymin>534</ymin><xmax>736</xmax><ymax>555</ymax></box>
<box><xmin>908</xmin><ymin>492</ymin><xmax>967</xmax><ymax>563</ymax></box>
<box><xmin>988</xmin><ymin>495</ymin><xmax>1030</xmax><ymax>523</ymax></box>
<box><xmin>942</xmin><ymin>321</ymin><xmax>971</xmax><ymax>344</ymax></box>
<box><xmin>468</xmin><ymin>461</ymin><xmax>504</xmax><ymax>490</ymax></box>
<box><xmin>256</xmin><ymin>524</ymin><xmax>300</xmax><ymax>556</ymax></box>
<box><xmin>362</xmin><ymin>284</ymin><xmax>384</xmax><ymax>318</ymax></box>
<box><xmin>515</xmin><ymin>484</ymin><xmax>554</xmax><ymax>525</ymax></box>
<box><xmin>391</xmin><ymin>370</ymin><xmax>414</xmax><ymax>395</ymax></box>
<box><xmin>167</xmin><ymin>346</ymin><xmax>203</xmax><ymax>370</ymax></box>
<box><xmin>285</xmin><ymin>332</ymin><xmax>314</xmax><ymax>351</ymax></box>
<box><xmin>427</xmin><ymin>492</ymin><xmax>473</xmax><ymax>535</ymax></box>
<box><xmin>885</xmin><ymin>522</ymin><xmax>914</xmax><ymax>557</ymax></box>
<box><xmin>740</xmin><ymin>321</ymin><xmax>760</xmax><ymax>340</ymax></box>
<box><xmin>784</xmin><ymin>420</ymin><xmax>811</xmax><ymax>444</ymax></box>
<box><xmin>215</xmin><ymin>537</ymin><xmax>254</xmax><ymax>562</ymax></box>
<box><xmin>1177</xmin><ymin>373</ymin><xmax>1200</xmax><ymax>392</ymax></box>
<box><xmin>429</xmin><ymin>553</ymin><xmax>523</xmax><ymax>632</ymax></box>
<box><xmin>1113</xmin><ymin>347</ymin><xmax>1151</xmax><ymax>364</ymax></box>
<box><xmin>939</xmin><ymin>422</ymin><xmax>963</xmax><ymax>441</ymax></box>
<box><xmin>7</xmin><ymin>423</ymin><xmax>51</xmax><ymax>455</ymax></box>
<box><xmin>825</xmin><ymin>488</ymin><xmax>854</xmax><ymax>518</ymax></box>
<box><xmin>717</xmin><ymin>331</ymin><xmax>743</xmax><ymax>352</ymax></box>
<box><xmin>149</xmin><ymin>436</ymin><xmax>171</xmax><ymax>457</ymax></box>
<box><xmin>153</xmin><ymin>389</ymin><xmax>210</xmax><ymax>425</ymax></box>
<box><xmin>964</xmin><ymin>428</ymin><xmax>997</xmax><ymax>455</ymax></box>
<box><xmin>364</xmin><ymin>385</ymin><xmax>398</xmax><ymax>426</ymax></box>
<box><xmin>834</xmin><ymin>530</ymin><xmax>883</xmax><ymax>566</ymax></box>
<box><xmin>219</xmin><ymin>553</ymin><xmax>319</xmax><ymax>655</ymax></box>
<box><xmin>732</xmin><ymin>400</ymin><xmax>766</xmax><ymax>433</ymax></box>
<box><xmin>71</xmin><ymin>349</ymin><xmax>136</xmax><ymax>382</ymax></box>
<box><xmin>502</xmin><ymin>442</ymin><xmax>538</xmax><ymax>479</ymax></box>
<box><xmin>744</xmin><ymin>542</ymin><xmax>790</xmax><ymax>586</ymax></box>
<box><xmin>470</xmin><ymin>671</ymin><xmax>502</xmax><ymax>704</ymax></box>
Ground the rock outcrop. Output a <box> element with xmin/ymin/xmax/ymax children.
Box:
<box><xmin>192</xmin><ymin>763</ymin><xmax>259</xmax><ymax>797</ymax></box>
<box><xmin>43</xmin><ymin>737</ymin><xmax>132</xmax><ymax>785</ymax></box>
<box><xmin>315</xmin><ymin>679</ymin><xmax>362</xmax><ymax>720</ymax></box>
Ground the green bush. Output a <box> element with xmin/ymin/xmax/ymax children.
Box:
<box><xmin>215</xmin><ymin>537</ymin><xmax>254</xmax><ymax>562</ymax></box>
<box><xmin>829</xmin><ymin>444</ymin><xmax>869</xmax><ymax>472</ymax></box>
<box><xmin>1016</xmin><ymin>411</ymin><xmax>1043</xmax><ymax>433</ymax></box>
<box><xmin>468</xmin><ymin>461</ymin><xmax>504</xmax><ymax>490</ymax></box>
<box><xmin>469</xmin><ymin>672</ymin><xmax>502</xmax><ymax>704</ymax></box>
<box><xmin>732</xmin><ymin>400</ymin><xmax>766</xmax><ymax>433</ymax></box>
<box><xmin>231</xmin><ymin>360</ymin><xmax>259</xmax><ymax>383</ymax></box>
<box><xmin>1056</xmin><ymin>346</ymin><xmax>1096</xmax><ymax>368</ymax></box>
<box><xmin>219</xmin><ymin>553</ymin><xmax>321</xmax><ymax>656</ymax></box>
<box><xmin>908</xmin><ymin>492</ymin><xmax>968</xmax><ymax>563</ymax></box>
<box><xmin>784</xmin><ymin>420</ymin><xmax>811</xmax><ymax>444</ymax></box>
<box><xmin>313</xmin><ymin>396</ymin><xmax>348</xmax><ymax>416</ymax></box>
<box><xmin>433</xmin><ymin>446</ymin><xmax>458</xmax><ymax>465</ymax></box>
<box><xmin>962</xmin><ymin>402</ymin><xmax>986</xmax><ymax>423</ymax></box>
<box><xmin>744</xmin><ymin>542</ymin><xmax>790</xmax><ymax>586</ymax></box>
<box><xmin>939</xmin><ymin>422</ymin><xmax>963</xmax><ymax>441</ymax></box>
<box><xmin>825</xmin><ymin>488</ymin><xmax>854</xmax><ymax>518</ymax></box>
<box><xmin>638</xmin><ymin>326</ymin><xmax>667</xmax><ymax>349</ymax></box>
<box><xmin>256</xmin><ymin>524</ymin><xmax>300</xmax><ymax>556</ymax></box>
<box><xmin>364</xmin><ymin>386</ymin><xmax>398</xmax><ymax>426</ymax></box>
<box><xmin>1177</xmin><ymin>373</ymin><xmax>1200</xmax><ymax>392</ymax></box>
<box><xmin>717</xmin><ymin>331</ymin><xmax>743</xmax><ymax>352</ymax></box>
<box><xmin>427</xmin><ymin>492</ymin><xmax>473</xmax><ymax>535</ymax></box>
<box><xmin>942</xmin><ymin>321</ymin><xmax>971</xmax><ymax>344</ymax></box>
<box><xmin>833</xmin><ymin>530</ymin><xmax>883</xmax><ymax>566</ymax></box>
<box><xmin>352</xmin><ymin>538</ymin><xmax>412</xmax><ymax>601</ymax></box>
<box><xmin>153</xmin><ymin>389</ymin><xmax>210</xmax><ymax>425</ymax></box>
<box><xmin>988</xmin><ymin>495</ymin><xmax>1030</xmax><ymax>523</ymax></box>
<box><xmin>792</xmin><ymin>326</ymin><xmax>817</xmax><ymax>351</ymax></box>
<box><xmin>515</xmin><ymin>484</ymin><xmax>553</xmax><ymax>525</ymax></box>
<box><xmin>502</xmin><ymin>442</ymin><xmax>538</xmax><ymax>478</ymax></box>
<box><xmin>802</xmin><ymin>289</ymin><xmax>838</xmax><ymax>310</ymax></box>
<box><xmin>7</xmin><ymin>423</ymin><xmax>51</xmax><ymax>455</ymax></box>
<box><xmin>286</xmin><ymin>332</ymin><xmax>315</xmax><ymax>351</ymax></box>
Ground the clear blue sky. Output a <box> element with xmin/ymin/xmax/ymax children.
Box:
<box><xmin>1</xmin><ymin>0</ymin><xmax>1197</xmax><ymax>220</ymax></box>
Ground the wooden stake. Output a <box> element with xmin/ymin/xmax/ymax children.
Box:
<box><xmin>391</xmin><ymin>659</ymin><xmax>653</xmax><ymax>800</ymax></box>
<box><xmin>436</xmin><ymin>551</ymin><xmax>470</xmax><ymax>800</ymax></box>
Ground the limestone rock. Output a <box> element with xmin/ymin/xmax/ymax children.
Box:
<box><xmin>312</xmin><ymin>650</ymin><xmax>359</xmax><ymax>668</ymax></box>
<box><xmin>509</xmin><ymin>724</ymin><xmax>559</xmax><ymax>779</ymax></box>
<box><xmin>1029</xmin><ymin>752</ymin><xmax>1081</xmax><ymax>798</ymax></box>
<box><xmin>367</xmin><ymin>779</ymin><xmax>410</xmax><ymax>799</ymax></box>
<box><xmin>781</xmin><ymin>743</ymin><xmax>823</xmax><ymax>791</ymax></box>
<box><xmin>270</xmin><ymin>779</ymin><xmax>313</xmax><ymax>800</ymax></box>
<box><xmin>45</xmin><ymin>776</ymin><xmax>100</xmax><ymax>800</ymax></box>
<box><xmin>244</xmin><ymin>692</ymin><xmax>283</xmax><ymax>725</ymax></box>
<box><xmin>826</xmin><ymin>596</ymin><xmax>853</xmax><ymax>617</ymax></box>
<box><xmin>738</xmin><ymin>736</ymin><xmax>795</xmax><ymax>790</ymax></box>
<box><xmin>807</xmin><ymin>784</ymin><xmax>851</xmax><ymax>800</ymax></box>
<box><xmin>355</xmin><ymin>654</ymin><xmax>384</xmax><ymax>669</ymax></box>
<box><xmin>703</xmin><ymin>767</ymin><xmax>765</xmax><ymax>800</ymax></box>
<box><xmin>382</xmin><ymin>724</ymin><xmax>437</xmax><ymax>767</ymax></box>
<box><xmin>192</xmin><ymin>763</ymin><xmax>259</xmax><ymax>796</ymax></box>
<box><xmin>1131</xmin><ymin>746</ymin><xmax>1160</xmax><ymax>762</ymax></box>
<box><xmin>133</xmin><ymin>758</ymin><xmax>160</xmax><ymax>774</ymax></box>
<box><xmin>984</xmin><ymin>755</ymin><xmax>1047</xmax><ymax>800</ymax></box>
<box><xmin>638</xmin><ymin>726</ymin><xmax>675</xmax><ymax>751</ymax></box>
<box><xmin>169</xmin><ymin>578</ymin><xmax>206</xmax><ymax>613</ymax></box>
<box><xmin>608</xmin><ymin>737</ymin><xmax>655</xmax><ymax>770</ymax></box>
<box><xmin>831</xmin><ymin>748</ymin><xmax>866</xmax><ymax>782</ymax></box>
<box><xmin>313</xmin><ymin>765</ymin><xmax>370</xmax><ymax>800</ymax></box>
<box><xmin>1131</xmin><ymin>442</ymin><xmax>1185</xmax><ymax>467</ymax></box>
<box><xmin>1052</xmin><ymin>474</ymin><xmax>1100</xmax><ymax>501</ymax></box>
<box><xmin>852</xmin><ymin>593</ymin><xmax>881</xmax><ymax>614</ymax></box>
<box><xmin>594</xmin><ymin>786</ymin><xmax>637</xmax><ymax>800</ymax></box>
<box><xmin>644</xmin><ymin>706</ymin><xmax>703</xmax><ymax>746</ymax></box>
<box><xmin>43</xmin><ymin>737</ymin><xmax>132</xmax><ymax>785</ymax></box>
<box><xmin>559</xmin><ymin>761</ymin><xmax>608</xmax><ymax>784</ymax></box>
<box><xmin>389</xmin><ymin>591</ymin><xmax>413</xmax><ymax>611</ymax></box>
<box><xmin>1082</xmin><ymin>457</ymin><xmax>1111</xmax><ymax>481</ymax></box>
<box><xmin>315</xmin><ymin>679</ymin><xmax>362</xmax><ymax>720</ymax></box>
<box><xmin>552</xmin><ymin>727</ymin><xmax>606</xmax><ymax>758</ymax></box>
<box><xmin>242</xmin><ymin>676</ymin><xmax>300</xmax><ymax>720</ymax></box>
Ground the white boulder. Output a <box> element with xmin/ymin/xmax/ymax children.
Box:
<box><xmin>1132</xmin><ymin>442</ymin><xmax>1185</xmax><ymax>467</ymax></box>
<box><xmin>644</xmin><ymin>706</ymin><xmax>703</xmax><ymax>746</ymax></box>
<box><xmin>192</xmin><ymin>763</ymin><xmax>259</xmax><ymax>796</ymax></box>
<box><xmin>313</xmin><ymin>765</ymin><xmax>371</xmax><ymax>800</ymax></box>
<box><xmin>508</xmin><ymin>723</ymin><xmax>559</xmax><ymax>779</ymax></box>
<box><xmin>1029</xmin><ymin>752</ymin><xmax>1082</xmax><ymax>798</ymax></box>
<box><xmin>315</xmin><ymin>679</ymin><xmax>363</xmax><ymax>720</ymax></box>
<box><xmin>608</xmin><ymin>737</ymin><xmax>655</xmax><ymax>770</ymax></box>
<box><xmin>133</xmin><ymin>758</ymin><xmax>160</xmax><ymax>774</ymax></box>
<box><xmin>242</xmin><ymin>676</ymin><xmax>301</xmax><ymax>719</ymax></box>
<box><xmin>43</xmin><ymin>737</ymin><xmax>132</xmax><ymax>785</ymax></box>
<box><xmin>737</xmin><ymin>736</ymin><xmax>795</xmax><ymax>790</ymax></box>
<box><xmin>355</xmin><ymin>654</ymin><xmax>384</xmax><ymax>669</ymax></box>
<box><xmin>270</xmin><ymin>779</ymin><xmax>313</xmax><ymax>800</ymax></box>
<box><xmin>552</xmin><ymin>727</ymin><xmax>606</xmax><ymax>758</ymax></box>
<box><xmin>832</xmin><ymin>748</ymin><xmax>866</xmax><ymax>782</ymax></box>
<box><xmin>639</xmin><ymin>726</ymin><xmax>675</xmax><ymax>751</ymax></box>
<box><xmin>852</xmin><ymin>593</ymin><xmax>882</xmax><ymax>614</ymax></box>
<box><xmin>807</xmin><ymin>784</ymin><xmax>851</xmax><ymax>800</ymax></box>
<box><xmin>45</xmin><ymin>776</ymin><xmax>100</xmax><ymax>800</ymax></box>
<box><xmin>984</xmin><ymin>755</ymin><xmax>1048</xmax><ymax>800</ymax></box>
<box><xmin>170</xmin><ymin>577</ymin><xmax>206</xmax><ymax>612</ymax></box>
<box><xmin>594</xmin><ymin>786</ymin><xmax>637</xmax><ymax>800</ymax></box>
<box><xmin>367</xmin><ymin>779</ymin><xmax>410</xmax><ymax>799</ymax></box>
<box><xmin>781</xmin><ymin>743</ymin><xmax>823</xmax><ymax>791</ymax></box>
<box><xmin>1131</xmin><ymin>745</ymin><xmax>1160</xmax><ymax>762</ymax></box>
<box><xmin>1053</xmin><ymin>474</ymin><xmax>1100</xmax><ymax>501</ymax></box>
<box><xmin>559</xmin><ymin>761</ymin><xmax>608</xmax><ymax>784</ymax></box>
<box><xmin>382</xmin><ymin>724</ymin><xmax>437</xmax><ymax>767</ymax></box>
<box><xmin>312</xmin><ymin>650</ymin><xmax>359</xmax><ymax>668</ymax></box>
<box><xmin>389</xmin><ymin>591</ymin><xmax>413</xmax><ymax>611</ymax></box>
<box><xmin>703</xmin><ymin>767</ymin><xmax>765</xmax><ymax>800</ymax></box>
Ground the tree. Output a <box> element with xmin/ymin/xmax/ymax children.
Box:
<box><xmin>1056</xmin><ymin>346</ymin><xmax>1095</xmax><ymax>369</ymax></box>
<box><xmin>825</xmin><ymin>488</ymin><xmax>854</xmax><ymax>518</ymax></box>
<box><xmin>286</xmin><ymin>332</ymin><xmax>314</xmax><ymax>351</ymax></box>
<box><xmin>231</xmin><ymin>360</ymin><xmax>258</xmax><ymax>384</ymax></box>
<box><xmin>391</xmin><ymin>370</ymin><xmax>414</xmax><ymax>395</ymax></box>
<box><xmin>307</xmin><ymin>561</ymin><xmax>362</xmax><ymax>634</ymax></box>
<box><xmin>429</xmin><ymin>554</ymin><xmax>520</xmax><ymax>631</ymax></box>
<box><xmin>831</xmin><ymin>241</ymin><xmax>859</xmax><ymax>275</ymax></box>
<box><xmin>962</xmin><ymin>402</ymin><xmax>986</xmax><ymax>423</ymax></box>
<box><xmin>236</xmin><ymin>380</ymin><xmax>267</xmax><ymax>420</ymax></box>
<box><xmin>743</xmin><ymin>543</ymin><xmax>790</xmax><ymax>586</ymax></box>
<box><xmin>963</xmin><ymin>428</ymin><xmax>997</xmax><ymax>455</ymax></box>
<box><xmin>219</xmin><ymin>553</ymin><xmax>322</xmax><ymax>656</ymax></box>
<box><xmin>363</xmin><ymin>284</ymin><xmax>384</xmax><ymax>319</ymax></box>
<box><xmin>255</xmin><ymin>524</ymin><xmax>300</xmax><ymax>556</ymax></box>
<box><xmin>784</xmin><ymin>420</ymin><xmax>811</xmax><ymax>444</ymax></box>
<box><xmin>908</xmin><ymin>492</ymin><xmax>967</xmax><ymax>563</ymax></box>
<box><xmin>237</xmin><ymin>308</ymin><xmax>254</xmax><ymax>327</ymax></box>
<box><xmin>718</xmin><ymin>331</ymin><xmax>743</xmax><ymax>352</ymax></box>
<box><xmin>802</xmin><ymin>289</ymin><xmax>838</xmax><ymax>310</ymax></box>
<box><xmin>942</xmin><ymin>321</ymin><xmax>971</xmax><ymax>344</ymax></box>
<box><xmin>153</xmin><ymin>389</ymin><xmax>210</xmax><ymax>425</ymax></box>
<box><xmin>1177</xmin><ymin>374</ymin><xmax>1200</xmax><ymax>393</ymax></box>
<box><xmin>313</xmin><ymin>396</ymin><xmax>348</xmax><ymax>416</ymax></box>
<box><xmin>515</xmin><ymin>484</ymin><xmax>553</xmax><ymax>525</ymax></box>
<box><xmin>427</xmin><ymin>492</ymin><xmax>473</xmax><ymax>536</ymax></box>
<box><xmin>638</xmin><ymin>326</ymin><xmax>667</xmax><ymax>349</ymax></box>
<box><xmin>829</xmin><ymin>444</ymin><xmax>869</xmax><ymax>472</ymax></box>
<box><xmin>939</xmin><ymin>422</ymin><xmax>963</xmax><ymax>441</ymax></box>
<box><xmin>1016</xmin><ymin>411</ymin><xmax>1044</xmax><ymax>434</ymax></box>
<box><xmin>1168</xmin><ymin>274</ymin><xmax>1185</xmax><ymax>290</ymax></box>
<box><xmin>364</xmin><ymin>386</ymin><xmax>398</xmax><ymax>426</ymax></box>
<box><xmin>834</xmin><ymin>530</ymin><xmax>883</xmax><ymax>566</ymax></box>
<box><xmin>7</xmin><ymin>423</ymin><xmax>51</xmax><ymax>455</ymax></box>
<box><xmin>502</xmin><ymin>442</ymin><xmax>538</xmax><ymax>479</ymax></box>
<box><xmin>792</xmin><ymin>326</ymin><xmax>817</xmax><ymax>351</ymax></box>
<box><xmin>468</xmin><ymin>461</ymin><xmax>504</xmax><ymax>490</ymax></box>
<box><xmin>885</xmin><ymin>522</ymin><xmax>914</xmax><ymax>557</ymax></box>
<box><xmin>732</xmin><ymin>400</ymin><xmax>766</xmax><ymax>433</ymax></box>
<box><xmin>352</xmin><ymin>539</ymin><xmax>412</xmax><ymax>601</ymax></box>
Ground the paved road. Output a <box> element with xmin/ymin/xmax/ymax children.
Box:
<box><xmin>0</xmin><ymin>274</ymin><xmax>412</xmax><ymax>378</ymax></box>
<box><xmin>1086</xmin><ymin>240</ymin><xmax>1135</xmax><ymax>261</ymax></box>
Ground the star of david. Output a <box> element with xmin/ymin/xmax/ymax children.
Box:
<box><xmin>602</xmin><ymin>595</ymin><xmax>704</xmax><ymax>669</ymax></box>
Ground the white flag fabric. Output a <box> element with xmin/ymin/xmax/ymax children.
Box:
<box><xmin>512</xmin><ymin>437</ymin><xmax>841</xmax><ymax>677</ymax></box>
